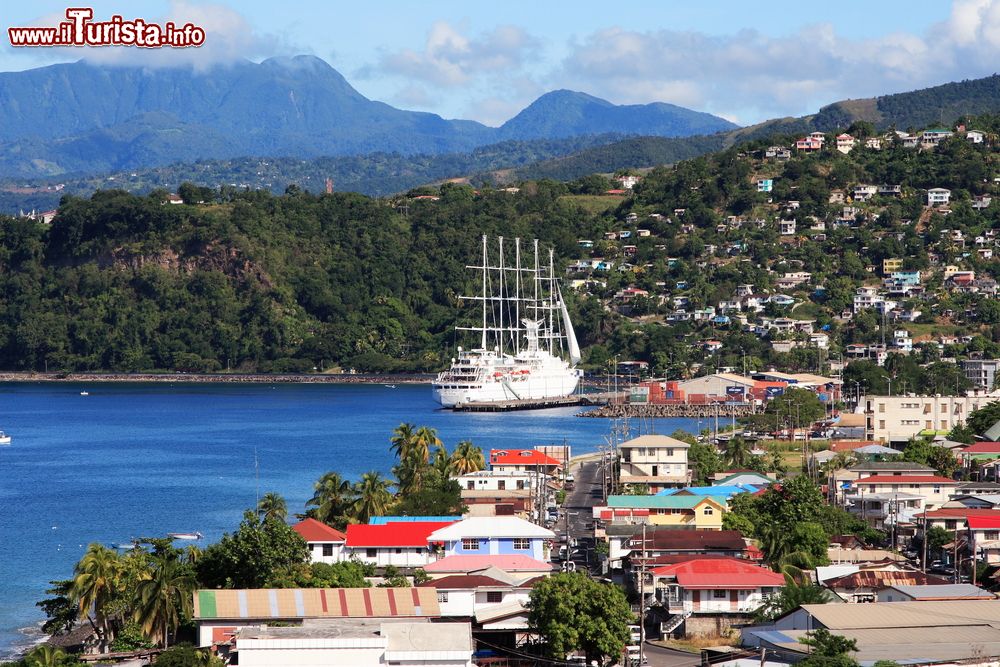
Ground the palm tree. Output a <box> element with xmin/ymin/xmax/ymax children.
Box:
<box><xmin>24</xmin><ymin>645</ymin><xmax>68</xmax><ymax>667</ymax></box>
<box><xmin>723</xmin><ymin>436</ymin><xmax>752</xmax><ymax>468</ymax></box>
<box><xmin>71</xmin><ymin>543</ymin><xmax>123</xmax><ymax>653</ymax></box>
<box><xmin>307</xmin><ymin>472</ymin><xmax>355</xmax><ymax>527</ymax></box>
<box><xmin>411</xmin><ymin>426</ymin><xmax>442</xmax><ymax>465</ymax></box>
<box><xmin>133</xmin><ymin>555</ymin><xmax>196</xmax><ymax>648</ymax></box>
<box><xmin>183</xmin><ymin>544</ymin><xmax>202</xmax><ymax>566</ymax></box>
<box><xmin>351</xmin><ymin>472</ymin><xmax>394</xmax><ymax>523</ymax></box>
<box><xmin>393</xmin><ymin>449</ymin><xmax>427</xmax><ymax>496</ymax></box>
<box><xmin>257</xmin><ymin>492</ymin><xmax>288</xmax><ymax>523</ymax></box>
<box><xmin>432</xmin><ymin>445</ymin><xmax>451</xmax><ymax>476</ymax></box>
<box><xmin>390</xmin><ymin>422</ymin><xmax>416</xmax><ymax>460</ymax></box>
<box><xmin>450</xmin><ymin>440</ymin><xmax>485</xmax><ymax>474</ymax></box>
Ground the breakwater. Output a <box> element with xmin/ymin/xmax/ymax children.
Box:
<box><xmin>579</xmin><ymin>402</ymin><xmax>756</xmax><ymax>418</ymax></box>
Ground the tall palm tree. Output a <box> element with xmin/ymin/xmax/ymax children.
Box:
<box><xmin>257</xmin><ymin>492</ymin><xmax>288</xmax><ymax>523</ymax></box>
<box><xmin>723</xmin><ymin>436</ymin><xmax>752</xmax><ymax>468</ymax></box>
<box><xmin>393</xmin><ymin>450</ymin><xmax>427</xmax><ymax>496</ymax></box>
<box><xmin>307</xmin><ymin>472</ymin><xmax>355</xmax><ymax>528</ymax></box>
<box><xmin>411</xmin><ymin>426</ymin><xmax>442</xmax><ymax>466</ymax></box>
<box><xmin>133</xmin><ymin>555</ymin><xmax>196</xmax><ymax>648</ymax></box>
<box><xmin>449</xmin><ymin>440</ymin><xmax>485</xmax><ymax>475</ymax></box>
<box><xmin>352</xmin><ymin>472</ymin><xmax>394</xmax><ymax>523</ymax></box>
<box><xmin>71</xmin><ymin>543</ymin><xmax>123</xmax><ymax>653</ymax></box>
<box><xmin>390</xmin><ymin>422</ymin><xmax>416</xmax><ymax>461</ymax></box>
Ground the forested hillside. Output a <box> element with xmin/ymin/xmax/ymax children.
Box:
<box><xmin>2</xmin><ymin>114</ymin><xmax>1000</xmax><ymax>380</ymax></box>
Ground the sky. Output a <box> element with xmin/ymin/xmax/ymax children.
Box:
<box><xmin>2</xmin><ymin>1</ymin><xmax>1000</xmax><ymax>127</ymax></box>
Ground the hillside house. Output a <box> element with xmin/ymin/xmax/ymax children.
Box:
<box><xmin>836</xmin><ymin>134</ymin><xmax>856</xmax><ymax>154</ymax></box>
<box><xmin>756</xmin><ymin>178</ymin><xmax>773</xmax><ymax>192</ymax></box>
<box><xmin>928</xmin><ymin>188</ymin><xmax>952</xmax><ymax>206</ymax></box>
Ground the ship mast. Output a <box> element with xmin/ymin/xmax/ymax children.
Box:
<box><xmin>515</xmin><ymin>238</ymin><xmax>522</xmax><ymax>355</ymax></box>
<box><xmin>481</xmin><ymin>234</ymin><xmax>487</xmax><ymax>350</ymax></box>
<box><xmin>498</xmin><ymin>235</ymin><xmax>505</xmax><ymax>355</ymax></box>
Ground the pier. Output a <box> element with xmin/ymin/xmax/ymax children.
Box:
<box><xmin>578</xmin><ymin>402</ymin><xmax>756</xmax><ymax>418</ymax></box>
<box><xmin>448</xmin><ymin>391</ymin><xmax>624</xmax><ymax>412</ymax></box>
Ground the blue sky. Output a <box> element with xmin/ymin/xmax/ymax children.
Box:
<box><xmin>2</xmin><ymin>1</ymin><xmax>998</xmax><ymax>126</ymax></box>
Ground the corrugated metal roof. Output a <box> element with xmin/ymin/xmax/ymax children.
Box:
<box><xmin>826</xmin><ymin>570</ymin><xmax>949</xmax><ymax>589</ymax></box>
<box><xmin>346</xmin><ymin>522</ymin><xmax>453</xmax><ymax>547</ymax></box>
<box><xmin>292</xmin><ymin>518</ymin><xmax>346</xmax><ymax>542</ymax></box>
<box><xmin>800</xmin><ymin>599</ymin><xmax>1000</xmax><ymax>629</ymax></box>
<box><xmin>620</xmin><ymin>434</ymin><xmax>692</xmax><ymax>448</ymax></box>
<box><xmin>888</xmin><ymin>583</ymin><xmax>995</xmax><ymax>599</ymax></box>
<box><xmin>193</xmin><ymin>588</ymin><xmax>440</xmax><ymax>620</ymax></box>
<box><xmin>651</xmin><ymin>557</ymin><xmax>784</xmax><ymax>588</ymax></box>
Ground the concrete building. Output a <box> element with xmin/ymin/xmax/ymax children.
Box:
<box><xmin>427</xmin><ymin>516</ymin><xmax>554</xmax><ymax>561</ymax></box>
<box><xmin>962</xmin><ymin>358</ymin><xmax>1000</xmax><ymax>389</ymax></box>
<box><xmin>231</xmin><ymin>621</ymin><xmax>473</xmax><ymax>667</ymax></box>
<box><xmin>618</xmin><ymin>434</ymin><xmax>692</xmax><ymax>492</ymax></box>
<box><xmin>597</xmin><ymin>494</ymin><xmax>726</xmax><ymax>530</ymax></box>
<box><xmin>293</xmin><ymin>518</ymin><xmax>347</xmax><ymax>565</ymax></box>
<box><xmin>864</xmin><ymin>392</ymin><xmax>1000</xmax><ymax>443</ymax></box>
<box><xmin>344</xmin><ymin>522</ymin><xmax>453</xmax><ymax>568</ymax></box>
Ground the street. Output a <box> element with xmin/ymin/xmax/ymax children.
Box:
<box><xmin>557</xmin><ymin>456</ymin><xmax>605</xmax><ymax>572</ymax></box>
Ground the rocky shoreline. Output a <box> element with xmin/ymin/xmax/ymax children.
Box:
<box><xmin>0</xmin><ymin>372</ymin><xmax>435</xmax><ymax>384</ymax></box>
<box><xmin>579</xmin><ymin>402</ymin><xmax>757</xmax><ymax>418</ymax></box>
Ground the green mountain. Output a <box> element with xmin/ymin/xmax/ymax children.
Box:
<box><xmin>0</xmin><ymin>56</ymin><xmax>734</xmax><ymax>178</ymax></box>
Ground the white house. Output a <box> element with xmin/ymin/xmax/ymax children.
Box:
<box><xmin>293</xmin><ymin>518</ymin><xmax>347</xmax><ymax>565</ymax></box>
<box><xmin>418</xmin><ymin>571</ymin><xmax>539</xmax><ymax>631</ymax></box>
<box><xmin>928</xmin><ymin>188</ymin><xmax>952</xmax><ymax>206</ymax></box>
<box><xmin>344</xmin><ymin>522</ymin><xmax>453</xmax><ymax>567</ymax></box>
<box><xmin>618</xmin><ymin>434</ymin><xmax>692</xmax><ymax>493</ymax></box>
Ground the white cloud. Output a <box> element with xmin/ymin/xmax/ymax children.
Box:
<box><xmin>32</xmin><ymin>2</ymin><xmax>287</xmax><ymax>71</ymax></box>
<box><xmin>371</xmin><ymin>21</ymin><xmax>540</xmax><ymax>88</ymax></box>
<box><xmin>555</xmin><ymin>1</ymin><xmax>1000</xmax><ymax>123</ymax></box>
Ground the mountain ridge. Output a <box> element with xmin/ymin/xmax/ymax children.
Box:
<box><xmin>0</xmin><ymin>56</ymin><xmax>736</xmax><ymax>177</ymax></box>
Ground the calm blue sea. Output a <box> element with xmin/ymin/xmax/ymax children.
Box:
<box><xmin>0</xmin><ymin>383</ymin><xmax>702</xmax><ymax>658</ymax></box>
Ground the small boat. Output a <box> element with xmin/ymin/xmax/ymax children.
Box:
<box><xmin>383</xmin><ymin>384</ymin><xmax>397</xmax><ymax>389</ymax></box>
<box><xmin>0</xmin><ymin>431</ymin><xmax>10</xmax><ymax>445</ymax></box>
<box><xmin>79</xmin><ymin>391</ymin><xmax>89</xmax><ymax>396</ymax></box>
<box><xmin>167</xmin><ymin>532</ymin><xmax>203</xmax><ymax>541</ymax></box>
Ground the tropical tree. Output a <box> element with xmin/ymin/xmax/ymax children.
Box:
<box><xmin>71</xmin><ymin>543</ymin><xmax>123</xmax><ymax>653</ymax></box>
<box><xmin>133</xmin><ymin>555</ymin><xmax>196</xmax><ymax>648</ymax></box>
<box><xmin>256</xmin><ymin>492</ymin><xmax>288</xmax><ymax>523</ymax></box>
<box><xmin>307</xmin><ymin>472</ymin><xmax>355</xmax><ymax>528</ymax></box>
<box><xmin>352</xmin><ymin>472</ymin><xmax>394</xmax><ymax>523</ymax></box>
<box><xmin>411</xmin><ymin>426</ymin><xmax>442</xmax><ymax>465</ymax></box>
<box><xmin>389</xmin><ymin>422</ymin><xmax>416</xmax><ymax>460</ymax></box>
<box><xmin>754</xmin><ymin>572</ymin><xmax>832</xmax><ymax>621</ymax></box>
<box><xmin>723</xmin><ymin>436</ymin><xmax>753</xmax><ymax>468</ymax></box>
<box><xmin>449</xmin><ymin>440</ymin><xmax>485</xmax><ymax>474</ymax></box>
<box><xmin>23</xmin><ymin>644</ymin><xmax>72</xmax><ymax>667</ymax></box>
<box><xmin>528</xmin><ymin>572</ymin><xmax>633</xmax><ymax>667</ymax></box>
<box><xmin>394</xmin><ymin>450</ymin><xmax>428</xmax><ymax>496</ymax></box>
<box><xmin>196</xmin><ymin>510</ymin><xmax>309</xmax><ymax>589</ymax></box>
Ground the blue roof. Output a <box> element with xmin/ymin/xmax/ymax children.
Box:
<box><xmin>368</xmin><ymin>516</ymin><xmax>462</xmax><ymax>524</ymax></box>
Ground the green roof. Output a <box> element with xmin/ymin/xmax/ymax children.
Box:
<box><xmin>606</xmin><ymin>494</ymin><xmax>726</xmax><ymax>509</ymax></box>
<box><xmin>716</xmin><ymin>472</ymin><xmax>774</xmax><ymax>486</ymax></box>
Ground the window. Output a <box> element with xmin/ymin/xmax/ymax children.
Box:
<box><xmin>878</xmin><ymin>403</ymin><xmax>885</xmax><ymax>413</ymax></box>
<box><xmin>986</xmin><ymin>531</ymin><xmax>1000</xmax><ymax>541</ymax></box>
<box><xmin>395</xmin><ymin>548</ymin><xmax>402</xmax><ymax>554</ymax></box>
<box><xmin>366</xmin><ymin>548</ymin><xmax>377</xmax><ymax>558</ymax></box>
<box><xmin>467</xmin><ymin>481</ymin><xmax>474</xmax><ymax>490</ymax></box>
<box><xmin>933</xmin><ymin>486</ymin><xmax>941</xmax><ymax>494</ymax></box>
<box><xmin>497</xmin><ymin>480</ymin><xmax>506</xmax><ymax>490</ymax></box>
<box><xmin>713</xmin><ymin>589</ymin><xmax>727</xmax><ymax>599</ymax></box>
<box><xmin>945</xmin><ymin>520</ymin><xmax>957</xmax><ymax>530</ymax></box>
<box><xmin>651</xmin><ymin>465</ymin><xmax>658</xmax><ymax>476</ymax></box>
<box><xmin>666</xmin><ymin>448</ymin><xmax>674</xmax><ymax>457</ymax></box>
<box><xmin>486</xmin><ymin>591</ymin><xmax>503</xmax><ymax>603</ymax></box>
<box><xmin>703</xmin><ymin>507</ymin><xmax>714</xmax><ymax>516</ymax></box>
<box><xmin>517</xmin><ymin>480</ymin><xmax>525</xmax><ymax>490</ymax></box>
<box><xmin>879</xmin><ymin>420</ymin><xmax>886</xmax><ymax>430</ymax></box>
<box><xmin>462</xmin><ymin>538</ymin><xmax>480</xmax><ymax>550</ymax></box>
<box><xmin>671</xmin><ymin>508</ymin><xmax>684</xmax><ymax>515</ymax></box>
<box><xmin>437</xmin><ymin>592</ymin><xmax>449</xmax><ymax>603</ymax></box>
<box><xmin>322</xmin><ymin>544</ymin><xmax>333</xmax><ymax>557</ymax></box>
<box><xmin>513</xmin><ymin>538</ymin><xmax>530</xmax><ymax>550</ymax></box>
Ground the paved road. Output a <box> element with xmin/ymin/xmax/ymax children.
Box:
<box><xmin>642</xmin><ymin>643</ymin><xmax>701</xmax><ymax>667</ymax></box>
<box><xmin>554</xmin><ymin>457</ymin><xmax>605</xmax><ymax>572</ymax></box>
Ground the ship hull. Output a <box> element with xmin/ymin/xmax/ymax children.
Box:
<box><xmin>433</xmin><ymin>369</ymin><xmax>581</xmax><ymax>407</ymax></box>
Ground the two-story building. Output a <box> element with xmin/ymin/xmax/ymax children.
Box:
<box><xmin>597</xmin><ymin>495</ymin><xmax>726</xmax><ymax>530</ymax></box>
<box><xmin>428</xmin><ymin>517</ymin><xmax>554</xmax><ymax>561</ymax></box>
<box><xmin>648</xmin><ymin>558</ymin><xmax>785</xmax><ymax>637</ymax></box>
<box><xmin>488</xmin><ymin>449</ymin><xmax>561</xmax><ymax>476</ymax></box>
<box><xmin>417</xmin><ymin>572</ymin><xmax>541</xmax><ymax>634</ymax></box>
<box><xmin>848</xmin><ymin>474</ymin><xmax>958</xmax><ymax>512</ymax></box>
<box><xmin>618</xmin><ymin>434</ymin><xmax>692</xmax><ymax>493</ymax></box>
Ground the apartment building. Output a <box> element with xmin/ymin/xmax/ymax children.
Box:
<box><xmin>865</xmin><ymin>392</ymin><xmax>1000</xmax><ymax>443</ymax></box>
<box><xmin>962</xmin><ymin>359</ymin><xmax>1000</xmax><ymax>390</ymax></box>
<box><xmin>618</xmin><ymin>434</ymin><xmax>692</xmax><ymax>493</ymax></box>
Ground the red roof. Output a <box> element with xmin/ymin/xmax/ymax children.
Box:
<box><xmin>489</xmin><ymin>449</ymin><xmax>560</xmax><ymax>466</ymax></box>
<box><xmin>855</xmin><ymin>475</ymin><xmax>956</xmax><ymax>484</ymax></box>
<box><xmin>961</xmin><ymin>442</ymin><xmax>1000</xmax><ymax>453</ymax></box>
<box><xmin>292</xmin><ymin>518</ymin><xmax>346</xmax><ymax>542</ymax></box>
<box><xmin>968</xmin><ymin>515</ymin><xmax>1000</xmax><ymax>530</ymax></box>
<box><xmin>650</xmin><ymin>557</ymin><xmax>784</xmax><ymax>589</ymax></box>
<box><xmin>920</xmin><ymin>508</ymin><xmax>1000</xmax><ymax>519</ymax></box>
<box><xmin>345</xmin><ymin>522</ymin><xmax>453</xmax><ymax>548</ymax></box>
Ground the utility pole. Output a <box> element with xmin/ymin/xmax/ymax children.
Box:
<box><xmin>921</xmin><ymin>512</ymin><xmax>928</xmax><ymax>573</ymax></box>
<box><xmin>638</xmin><ymin>523</ymin><xmax>646</xmax><ymax>667</ymax></box>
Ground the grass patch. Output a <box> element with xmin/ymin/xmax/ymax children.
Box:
<box><xmin>558</xmin><ymin>194</ymin><xmax>624</xmax><ymax>215</ymax></box>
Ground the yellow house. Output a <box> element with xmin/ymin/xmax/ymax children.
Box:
<box><xmin>882</xmin><ymin>258</ymin><xmax>904</xmax><ymax>274</ymax></box>
<box><xmin>600</xmin><ymin>495</ymin><xmax>727</xmax><ymax>530</ymax></box>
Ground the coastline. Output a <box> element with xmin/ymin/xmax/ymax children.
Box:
<box><xmin>0</xmin><ymin>371</ymin><xmax>435</xmax><ymax>384</ymax></box>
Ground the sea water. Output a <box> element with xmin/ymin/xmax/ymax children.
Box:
<box><xmin>0</xmin><ymin>382</ymin><xmax>703</xmax><ymax>658</ymax></box>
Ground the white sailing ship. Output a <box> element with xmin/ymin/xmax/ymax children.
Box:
<box><xmin>433</xmin><ymin>236</ymin><xmax>582</xmax><ymax>407</ymax></box>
